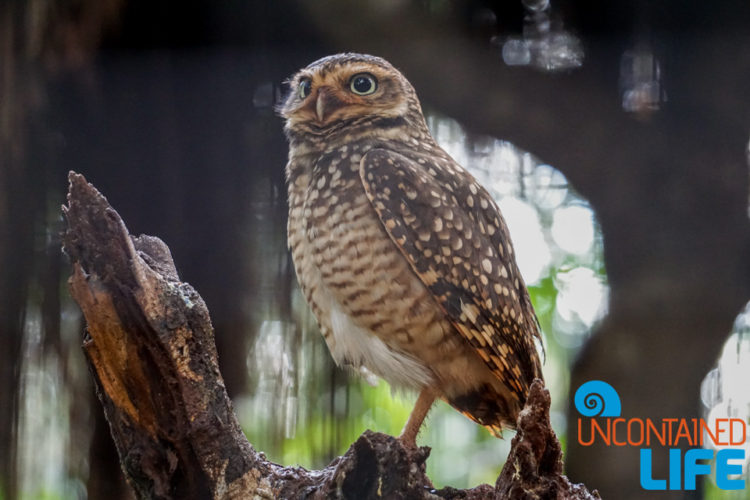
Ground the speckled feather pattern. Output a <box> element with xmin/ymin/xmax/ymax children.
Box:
<box><xmin>281</xmin><ymin>53</ymin><xmax>543</xmax><ymax>435</ymax></box>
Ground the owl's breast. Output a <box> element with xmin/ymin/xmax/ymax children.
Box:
<box><xmin>286</xmin><ymin>146</ymin><xmax>460</xmax><ymax>390</ymax></box>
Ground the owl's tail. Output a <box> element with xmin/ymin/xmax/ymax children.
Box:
<box><xmin>444</xmin><ymin>384</ymin><xmax>522</xmax><ymax>438</ymax></box>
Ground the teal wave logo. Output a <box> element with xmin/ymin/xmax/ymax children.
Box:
<box><xmin>574</xmin><ymin>380</ymin><xmax>622</xmax><ymax>417</ymax></box>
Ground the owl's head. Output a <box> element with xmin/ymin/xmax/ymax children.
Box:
<box><xmin>280</xmin><ymin>53</ymin><xmax>425</xmax><ymax>139</ymax></box>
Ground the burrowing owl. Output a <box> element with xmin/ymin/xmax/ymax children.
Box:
<box><xmin>280</xmin><ymin>53</ymin><xmax>543</xmax><ymax>447</ymax></box>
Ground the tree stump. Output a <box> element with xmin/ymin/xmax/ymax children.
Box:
<box><xmin>62</xmin><ymin>171</ymin><xmax>598</xmax><ymax>499</ymax></box>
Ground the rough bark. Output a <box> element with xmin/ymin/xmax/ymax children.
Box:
<box><xmin>62</xmin><ymin>171</ymin><xmax>596</xmax><ymax>499</ymax></box>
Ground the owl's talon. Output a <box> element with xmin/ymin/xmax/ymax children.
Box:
<box><xmin>397</xmin><ymin>434</ymin><xmax>417</xmax><ymax>450</ymax></box>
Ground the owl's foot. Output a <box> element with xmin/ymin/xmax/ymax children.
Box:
<box><xmin>398</xmin><ymin>387</ymin><xmax>436</xmax><ymax>449</ymax></box>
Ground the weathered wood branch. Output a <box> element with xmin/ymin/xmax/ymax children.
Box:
<box><xmin>62</xmin><ymin>171</ymin><xmax>597</xmax><ymax>499</ymax></box>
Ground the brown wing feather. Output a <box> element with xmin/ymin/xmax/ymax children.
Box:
<box><xmin>360</xmin><ymin>148</ymin><xmax>543</xmax><ymax>400</ymax></box>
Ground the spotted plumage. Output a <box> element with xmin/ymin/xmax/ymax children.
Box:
<box><xmin>280</xmin><ymin>53</ymin><xmax>543</xmax><ymax>445</ymax></box>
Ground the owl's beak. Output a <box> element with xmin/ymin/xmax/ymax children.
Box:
<box><xmin>314</xmin><ymin>86</ymin><xmax>345</xmax><ymax>124</ymax></box>
<box><xmin>315</xmin><ymin>93</ymin><xmax>326</xmax><ymax>122</ymax></box>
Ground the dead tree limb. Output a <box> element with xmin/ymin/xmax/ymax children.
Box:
<box><xmin>62</xmin><ymin>171</ymin><xmax>597</xmax><ymax>499</ymax></box>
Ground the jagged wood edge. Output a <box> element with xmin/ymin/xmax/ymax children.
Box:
<box><xmin>61</xmin><ymin>171</ymin><xmax>596</xmax><ymax>500</ymax></box>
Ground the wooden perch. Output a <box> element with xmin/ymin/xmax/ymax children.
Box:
<box><xmin>62</xmin><ymin>171</ymin><xmax>598</xmax><ymax>499</ymax></box>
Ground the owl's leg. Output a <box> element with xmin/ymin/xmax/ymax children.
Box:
<box><xmin>398</xmin><ymin>387</ymin><xmax>436</xmax><ymax>448</ymax></box>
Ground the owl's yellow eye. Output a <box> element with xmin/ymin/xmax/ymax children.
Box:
<box><xmin>349</xmin><ymin>73</ymin><xmax>377</xmax><ymax>95</ymax></box>
<box><xmin>298</xmin><ymin>79</ymin><xmax>312</xmax><ymax>99</ymax></box>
